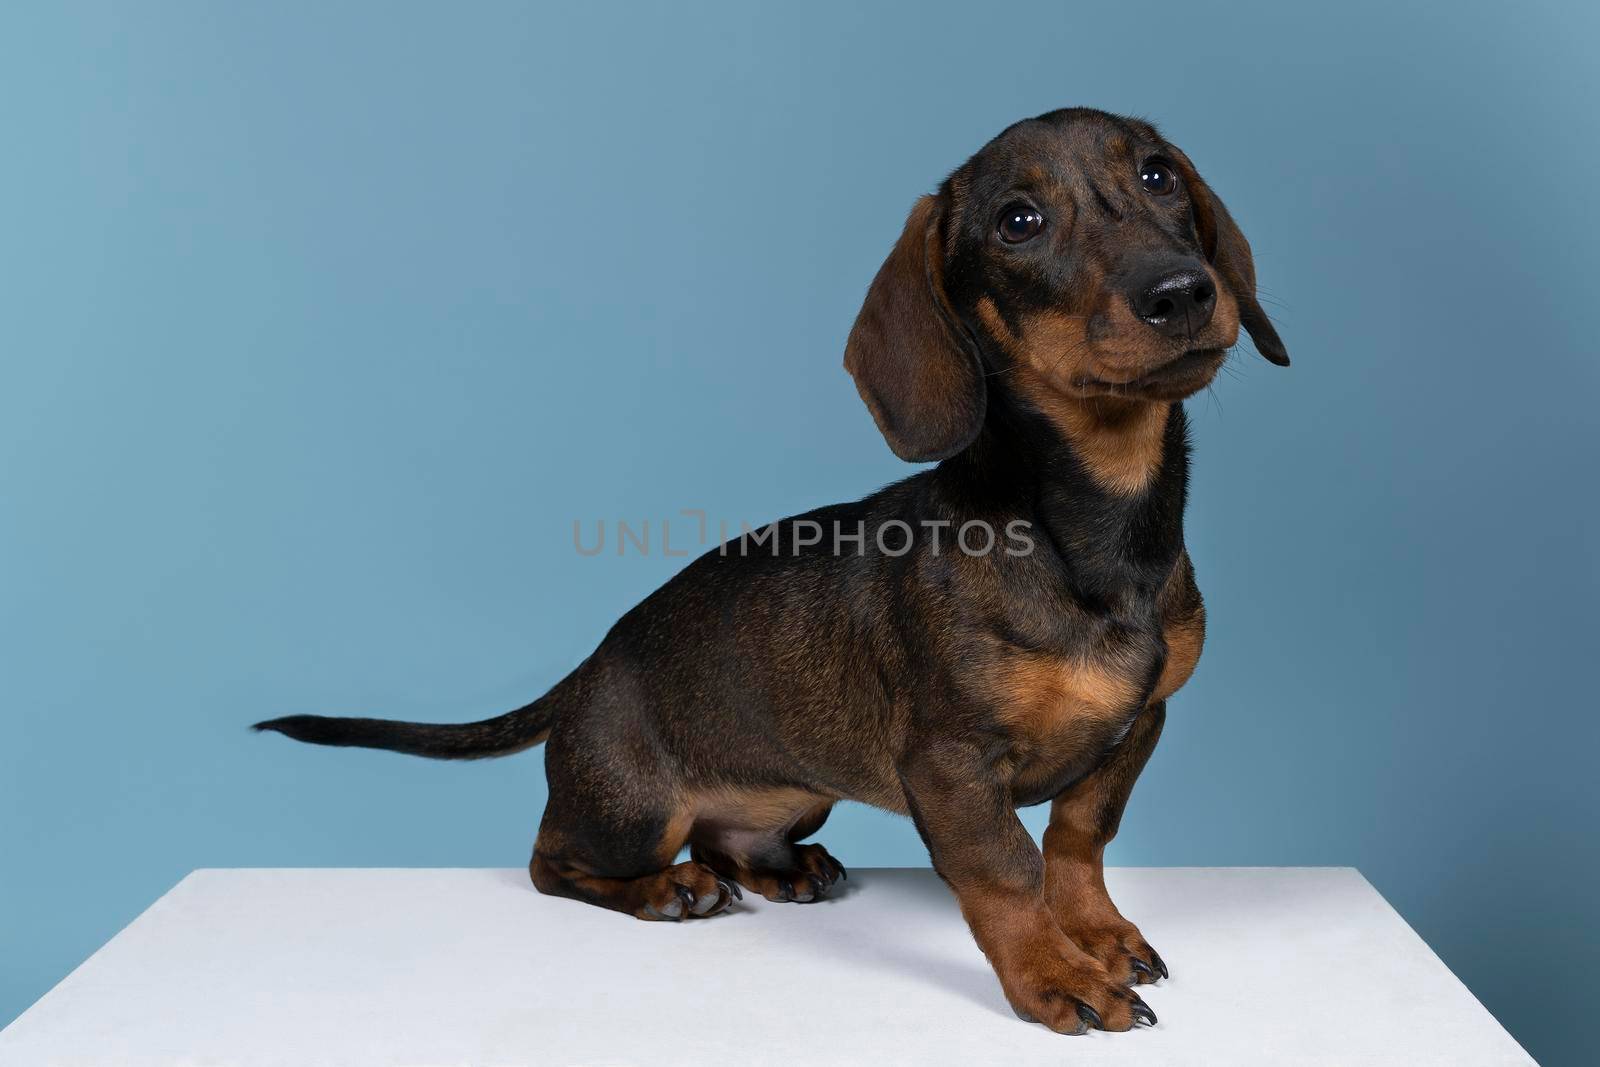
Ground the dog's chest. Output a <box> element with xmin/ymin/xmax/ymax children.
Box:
<box><xmin>992</xmin><ymin>626</ymin><xmax>1157</xmax><ymax>745</ymax></box>
<box><xmin>990</xmin><ymin>599</ymin><xmax>1204</xmax><ymax>803</ymax></box>
<box><xmin>993</xmin><ymin>634</ymin><xmax>1152</xmax><ymax>737</ymax></box>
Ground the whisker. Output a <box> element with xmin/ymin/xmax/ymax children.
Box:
<box><xmin>1252</xmin><ymin>286</ymin><xmax>1292</xmax><ymax>313</ymax></box>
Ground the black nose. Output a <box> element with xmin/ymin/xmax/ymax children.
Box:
<box><xmin>1129</xmin><ymin>266</ymin><xmax>1216</xmax><ymax>338</ymax></box>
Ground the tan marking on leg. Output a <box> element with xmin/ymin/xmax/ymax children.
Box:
<box><xmin>1042</xmin><ymin>706</ymin><xmax>1168</xmax><ymax>984</ymax></box>
<box><xmin>655</xmin><ymin>807</ymin><xmax>696</xmax><ymax>866</ymax></box>
<box><xmin>956</xmin><ymin>882</ymin><xmax>1145</xmax><ymax>1032</ymax></box>
<box><xmin>690</xmin><ymin>785</ymin><xmax>826</xmax><ymax>834</ymax></box>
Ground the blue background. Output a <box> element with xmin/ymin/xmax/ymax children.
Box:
<box><xmin>2</xmin><ymin>2</ymin><xmax>1595</xmax><ymax>1062</ymax></box>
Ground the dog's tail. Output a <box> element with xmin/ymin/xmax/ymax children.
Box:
<box><xmin>252</xmin><ymin>691</ymin><xmax>557</xmax><ymax>760</ymax></box>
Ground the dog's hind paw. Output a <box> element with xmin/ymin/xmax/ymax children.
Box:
<box><xmin>635</xmin><ymin>861</ymin><xmax>740</xmax><ymax>921</ymax></box>
<box><xmin>738</xmin><ymin>842</ymin><xmax>848</xmax><ymax>903</ymax></box>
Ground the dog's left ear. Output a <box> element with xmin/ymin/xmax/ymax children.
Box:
<box><xmin>1168</xmin><ymin>148</ymin><xmax>1290</xmax><ymax>367</ymax></box>
<box><xmin>844</xmin><ymin>191</ymin><xmax>986</xmax><ymax>462</ymax></box>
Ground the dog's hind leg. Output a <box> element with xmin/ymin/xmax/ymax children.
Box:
<box><xmin>529</xmin><ymin>798</ymin><xmax>740</xmax><ymax>922</ymax></box>
<box><xmin>529</xmin><ymin>851</ymin><xmax>737</xmax><ymax>921</ymax></box>
<box><xmin>690</xmin><ymin>794</ymin><xmax>847</xmax><ymax>903</ymax></box>
<box><xmin>526</xmin><ymin>697</ymin><xmax>739</xmax><ymax>921</ymax></box>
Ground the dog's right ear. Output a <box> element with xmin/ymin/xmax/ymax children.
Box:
<box><xmin>844</xmin><ymin>193</ymin><xmax>986</xmax><ymax>463</ymax></box>
<box><xmin>1167</xmin><ymin>146</ymin><xmax>1290</xmax><ymax>367</ymax></box>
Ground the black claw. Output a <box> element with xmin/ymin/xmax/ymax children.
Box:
<box><xmin>1130</xmin><ymin>958</ymin><xmax>1155</xmax><ymax>981</ymax></box>
<box><xmin>777</xmin><ymin>878</ymin><xmax>795</xmax><ymax>902</ymax></box>
<box><xmin>1076</xmin><ymin>1002</ymin><xmax>1103</xmax><ymax>1030</ymax></box>
<box><xmin>1130</xmin><ymin>997</ymin><xmax>1157</xmax><ymax>1027</ymax></box>
<box><xmin>836</xmin><ymin>860</ymin><xmax>848</xmax><ymax>881</ymax></box>
<box><xmin>728</xmin><ymin>880</ymin><xmax>743</xmax><ymax>900</ymax></box>
<box><xmin>807</xmin><ymin>873</ymin><xmax>828</xmax><ymax>898</ymax></box>
<box><xmin>675</xmin><ymin>884</ymin><xmax>696</xmax><ymax>911</ymax></box>
<box><xmin>1150</xmin><ymin>951</ymin><xmax>1168</xmax><ymax>980</ymax></box>
<box><xmin>714</xmin><ymin>878</ymin><xmax>734</xmax><ymax>907</ymax></box>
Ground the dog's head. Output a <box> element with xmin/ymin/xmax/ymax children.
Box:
<box><xmin>845</xmin><ymin>108</ymin><xmax>1288</xmax><ymax>463</ymax></box>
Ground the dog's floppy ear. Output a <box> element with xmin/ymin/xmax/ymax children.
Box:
<box><xmin>844</xmin><ymin>192</ymin><xmax>986</xmax><ymax>462</ymax></box>
<box><xmin>1169</xmin><ymin>148</ymin><xmax>1290</xmax><ymax>367</ymax></box>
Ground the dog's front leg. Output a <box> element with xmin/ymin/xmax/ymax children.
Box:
<box><xmin>1042</xmin><ymin>701</ymin><xmax>1168</xmax><ymax>986</ymax></box>
<box><xmin>899</xmin><ymin>743</ymin><xmax>1155</xmax><ymax>1033</ymax></box>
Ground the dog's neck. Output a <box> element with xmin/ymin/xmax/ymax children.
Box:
<box><xmin>1036</xmin><ymin>395</ymin><xmax>1173</xmax><ymax>496</ymax></box>
<box><xmin>953</xmin><ymin>393</ymin><xmax>1191</xmax><ymax>606</ymax></box>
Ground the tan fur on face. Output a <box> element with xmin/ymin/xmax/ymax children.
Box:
<box><xmin>1082</xmin><ymin>271</ymin><xmax>1241</xmax><ymax>381</ymax></box>
<box><xmin>978</xmin><ymin>298</ymin><xmax>1169</xmax><ymax>495</ymax></box>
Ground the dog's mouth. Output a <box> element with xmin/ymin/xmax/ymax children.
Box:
<box><xmin>1073</xmin><ymin>347</ymin><xmax>1227</xmax><ymax>400</ymax></box>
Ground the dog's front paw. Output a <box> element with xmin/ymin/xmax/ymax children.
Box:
<box><xmin>997</xmin><ymin>933</ymin><xmax>1157</xmax><ymax>1034</ymax></box>
<box><xmin>1056</xmin><ymin>917</ymin><xmax>1168</xmax><ymax>986</ymax></box>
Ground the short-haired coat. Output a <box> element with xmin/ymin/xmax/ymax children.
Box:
<box><xmin>258</xmin><ymin>107</ymin><xmax>1288</xmax><ymax>1035</ymax></box>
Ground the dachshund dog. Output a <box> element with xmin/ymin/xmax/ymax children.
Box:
<box><xmin>257</xmin><ymin>106</ymin><xmax>1288</xmax><ymax>1035</ymax></box>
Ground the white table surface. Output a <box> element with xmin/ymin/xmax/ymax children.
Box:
<box><xmin>1</xmin><ymin>867</ymin><xmax>1532</xmax><ymax>1066</ymax></box>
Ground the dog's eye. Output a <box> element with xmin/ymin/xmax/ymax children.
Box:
<box><xmin>997</xmin><ymin>203</ymin><xmax>1045</xmax><ymax>244</ymax></box>
<box><xmin>1139</xmin><ymin>159</ymin><xmax>1178</xmax><ymax>196</ymax></box>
